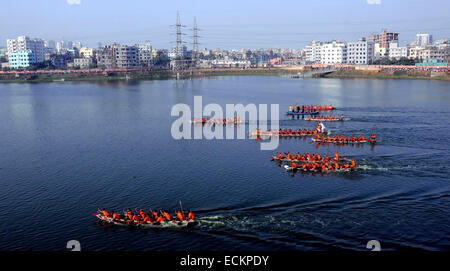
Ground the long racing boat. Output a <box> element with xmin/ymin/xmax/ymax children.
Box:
<box><xmin>94</xmin><ymin>213</ymin><xmax>195</xmax><ymax>228</ymax></box>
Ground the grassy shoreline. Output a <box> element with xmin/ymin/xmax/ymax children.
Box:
<box><xmin>1</xmin><ymin>68</ymin><xmax>449</xmax><ymax>83</ymax></box>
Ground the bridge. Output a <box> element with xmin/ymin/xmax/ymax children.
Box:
<box><xmin>286</xmin><ymin>68</ymin><xmax>337</xmax><ymax>78</ymax></box>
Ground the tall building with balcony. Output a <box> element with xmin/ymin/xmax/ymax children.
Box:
<box><xmin>116</xmin><ymin>45</ymin><xmax>139</xmax><ymax>68</ymax></box>
<box><xmin>368</xmin><ymin>29</ymin><xmax>399</xmax><ymax>49</ymax></box>
<box><xmin>346</xmin><ymin>37</ymin><xmax>374</xmax><ymax>64</ymax></box>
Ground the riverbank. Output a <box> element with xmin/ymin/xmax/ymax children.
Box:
<box><xmin>0</xmin><ymin>68</ymin><xmax>296</xmax><ymax>83</ymax></box>
<box><xmin>323</xmin><ymin>69</ymin><xmax>450</xmax><ymax>81</ymax></box>
<box><xmin>1</xmin><ymin>67</ymin><xmax>449</xmax><ymax>83</ymax></box>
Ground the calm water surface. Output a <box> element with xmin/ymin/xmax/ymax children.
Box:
<box><xmin>0</xmin><ymin>76</ymin><xmax>449</xmax><ymax>250</ymax></box>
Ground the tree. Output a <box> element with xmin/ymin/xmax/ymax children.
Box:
<box><xmin>153</xmin><ymin>54</ymin><xmax>170</xmax><ymax>67</ymax></box>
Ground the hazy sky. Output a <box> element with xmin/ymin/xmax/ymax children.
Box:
<box><xmin>1</xmin><ymin>0</ymin><xmax>450</xmax><ymax>50</ymax></box>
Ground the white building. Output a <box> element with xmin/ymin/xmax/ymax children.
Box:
<box><xmin>6</xmin><ymin>36</ymin><xmax>45</xmax><ymax>63</ymax></box>
<box><xmin>416</xmin><ymin>33</ymin><xmax>432</xmax><ymax>48</ymax></box>
<box><xmin>346</xmin><ymin>37</ymin><xmax>374</xmax><ymax>65</ymax></box>
<box><xmin>320</xmin><ymin>41</ymin><xmax>347</xmax><ymax>64</ymax></box>
<box><xmin>73</xmin><ymin>57</ymin><xmax>93</xmax><ymax>69</ymax></box>
<box><xmin>388</xmin><ymin>42</ymin><xmax>408</xmax><ymax>59</ymax></box>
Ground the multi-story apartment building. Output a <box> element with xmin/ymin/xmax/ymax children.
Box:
<box><xmin>388</xmin><ymin>42</ymin><xmax>409</xmax><ymax>59</ymax></box>
<box><xmin>411</xmin><ymin>46</ymin><xmax>449</xmax><ymax>62</ymax></box>
<box><xmin>96</xmin><ymin>45</ymin><xmax>118</xmax><ymax>68</ymax></box>
<box><xmin>6</xmin><ymin>36</ymin><xmax>45</xmax><ymax>63</ymax></box>
<box><xmin>374</xmin><ymin>43</ymin><xmax>388</xmax><ymax>59</ymax></box>
<box><xmin>136</xmin><ymin>41</ymin><xmax>152</xmax><ymax>67</ymax></box>
<box><xmin>368</xmin><ymin>29</ymin><xmax>399</xmax><ymax>49</ymax></box>
<box><xmin>8</xmin><ymin>49</ymin><xmax>36</xmax><ymax>68</ymax></box>
<box><xmin>416</xmin><ymin>33</ymin><xmax>432</xmax><ymax>48</ymax></box>
<box><xmin>116</xmin><ymin>45</ymin><xmax>139</xmax><ymax>68</ymax></box>
<box><xmin>320</xmin><ymin>41</ymin><xmax>347</xmax><ymax>64</ymax></box>
<box><xmin>79</xmin><ymin>47</ymin><xmax>94</xmax><ymax>59</ymax></box>
<box><xmin>346</xmin><ymin>37</ymin><xmax>374</xmax><ymax>64</ymax></box>
<box><xmin>73</xmin><ymin>57</ymin><xmax>93</xmax><ymax>69</ymax></box>
<box><xmin>304</xmin><ymin>41</ymin><xmax>323</xmax><ymax>63</ymax></box>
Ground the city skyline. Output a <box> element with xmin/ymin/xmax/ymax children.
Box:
<box><xmin>1</xmin><ymin>0</ymin><xmax>450</xmax><ymax>50</ymax></box>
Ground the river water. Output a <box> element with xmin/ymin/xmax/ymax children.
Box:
<box><xmin>0</xmin><ymin>76</ymin><xmax>449</xmax><ymax>250</ymax></box>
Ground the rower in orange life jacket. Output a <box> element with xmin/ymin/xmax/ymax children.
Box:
<box><xmin>292</xmin><ymin>161</ymin><xmax>298</xmax><ymax>169</ymax></box>
<box><xmin>334</xmin><ymin>161</ymin><xmax>340</xmax><ymax>170</ymax></box>
<box><xmin>188</xmin><ymin>211</ymin><xmax>195</xmax><ymax>220</ymax></box>
<box><xmin>127</xmin><ymin>209</ymin><xmax>133</xmax><ymax>220</ymax></box>
<box><xmin>111</xmin><ymin>211</ymin><xmax>120</xmax><ymax>220</ymax></box>
<box><xmin>361</xmin><ymin>134</ymin><xmax>366</xmax><ymax>142</ymax></box>
<box><xmin>163</xmin><ymin>211</ymin><xmax>172</xmax><ymax>221</ymax></box>
<box><xmin>156</xmin><ymin>215</ymin><xmax>165</xmax><ymax>223</ymax></box>
<box><xmin>177</xmin><ymin>211</ymin><xmax>185</xmax><ymax>221</ymax></box>
<box><xmin>143</xmin><ymin>214</ymin><xmax>151</xmax><ymax>223</ymax></box>
<box><xmin>101</xmin><ymin>208</ymin><xmax>110</xmax><ymax>218</ymax></box>
<box><xmin>132</xmin><ymin>213</ymin><xmax>140</xmax><ymax>222</ymax></box>
<box><xmin>371</xmin><ymin>133</ymin><xmax>376</xmax><ymax>141</ymax></box>
<box><xmin>351</xmin><ymin>159</ymin><xmax>356</xmax><ymax>168</ymax></box>
<box><xmin>335</xmin><ymin>152</ymin><xmax>339</xmax><ymax>161</ymax></box>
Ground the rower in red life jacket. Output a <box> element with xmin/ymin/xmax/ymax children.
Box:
<box><xmin>143</xmin><ymin>214</ymin><xmax>151</xmax><ymax>223</ymax></box>
<box><xmin>371</xmin><ymin>133</ymin><xmax>376</xmax><ymax>141</ymax></box>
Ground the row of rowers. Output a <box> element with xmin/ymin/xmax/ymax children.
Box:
<box><xmin>274</xmin><ymin>151</ymin><xmax>344</xmax><ymax>162</ymax></box>
<box><xmin>255</xmin><ymin>124</ymin><xmax>325</xmax><ymax>136</ymax></box>
<box><xmin>289</xmin><ymin>104</ymin><xmax>335</xmax><ymax>112</ymax></box>
<box><xmin>307</xmin><ymin>115</ymin><xmax>345</xmax><ymax>120</ymax></box>
<box><xmin>99</xmin><ymin>208</ymin><xmax>195</xmax><ymax>223</ymax></box>
<box><xmin>289</xmin><ymin>158</ymin><xmax>357</xmax><ymax>171</ymax></box>
<box><xmin>314</xmin><ymin>133</ymin><xmax>376</xmax><ymax>143</ymax></box>
<box><xmin>192</xmin><ymin>116</ymin><xmax>241</xmax><ymax>123</ymax></box>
